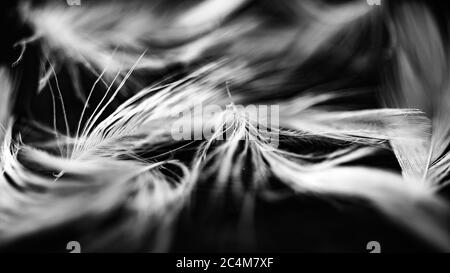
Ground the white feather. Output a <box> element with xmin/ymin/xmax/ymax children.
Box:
<box><xmin>385</xmin><ymin>3</ymin><xmax>450</xmax><ymax>188</ymax></box>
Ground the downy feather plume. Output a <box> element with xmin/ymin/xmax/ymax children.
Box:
<box><xmin>0</xmin><ymin>68</ymin><xmax>13</xmax><ymax>142</ymax></box>
<box><xmin>384</xmin><ymin>3</ymin><xmax>450</xmax><ymax>189</ymax></box>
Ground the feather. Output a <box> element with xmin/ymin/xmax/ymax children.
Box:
<box><xmin>0</xmin><ymin>67</ymin><xmax>13</xmax><ymax>142</ymax></box>
<box><xmin>20</xmin><ymin>0</ymin><xmax>248</xmax><ymax>74</ymax></box>
<box><xmin>270</xmin><ymin>163</ymin><xmax>450</xmax><ymax>251</ymax></box>
<box><xmin>281</xmin><ymin>106</ymin><xmax>429</xmax><ymax>146</ymax></box>
<box><xmin>1</xmin><ymin>0</ymin><xmax>449</xmax><ymax>252</ymax></box>
<box><xmin>0</xmin><ymin>123</ymin><xmax>190</xmax><ymax>252</ymax></box>
<box><xmin>385</xmin><ymin>3</ymin><xmax>450</xmax><ymax>187</ymax></box>
<box><xmin>19</xmin><ymin>0</ymin><xmax>378</xmax><ymax>101</ymax></box>
<box><xmin>180</xmin><ymin>87</ymin><xmax>450</xmax><ymax>250</ymax></box>
<box><xmin>0</xmin><ymin>62</ymin><xmax>238</xmax><ymax>251</ymax></box>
